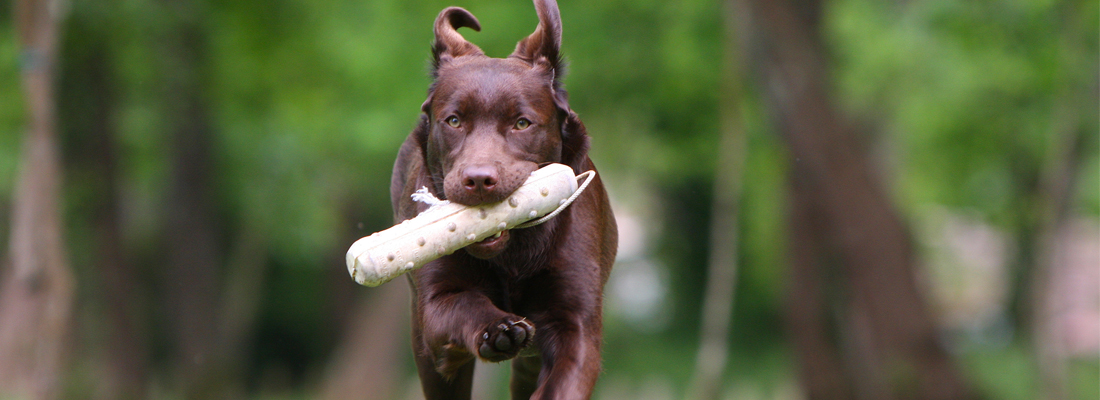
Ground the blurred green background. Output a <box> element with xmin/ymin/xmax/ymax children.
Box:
<box><xmin>0</xmin><ymin>0</ymin><xmax>1096</xmax><ymax>399</ymax></box>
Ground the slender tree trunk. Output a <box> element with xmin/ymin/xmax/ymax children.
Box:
<box><xmin>214</xmin><ymin>227</ymin><xmax>268</xmax><ymax>396</ymax></box>
<box><xmin>90</xmin><ymin>102</ymin><xmax>149</xmax><ymax>400</ymax></box>
<box><xmin>1028</xmin><ymin>10</ymin><xmax>1097</xmax><ymax>398</ymax></box>
<box><xmin>321</xmin><ymin>203</ymin><xmax>412</xmax><ymax>400</ymax></box>
<box><xmin>686</xmin><ymin>1</ymin><xmax>748</xmax><ymax>397</ymax></box>
<box><xmin>320</xmin><ymin>277</ymin><xmax>410</xmax><ymax>400</ymax></box>
<box><xmin>1030</xmin><ymin>104</ymin><xmax>1090</xmax><ymax>400</ymax></box>
<box><xmin>0</xmin><ymin>0</ymin><xmax>75</xmax><ymax>398</ymax></box>
<box><xmin>732</xmin><ymin>0</ymin><xmax>976</xmax><ymax>398</ymax></box>
<box><xmin>69</xmin><ymin>40</ymin><xmax>150</xmax><ymax>400</ymax></box>
<box><xmin>157</xmin><ymin>1</ymin><xmax>224</xmax><ymax>396</ymax></box>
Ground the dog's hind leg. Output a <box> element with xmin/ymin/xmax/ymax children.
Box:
<box><xmin>411</xmin><ymin>307</ymin><xmax>476</xmax><ymax>400</ymax></box>
<box><xmin>510</xmin><ymin>353</ymin><xmax>542</xmax><ymax>399</ymax></box>
<box><xmin>412</xmin><ymin>345</ymin><xmax>475</xmax><ymax>400</ymax></box>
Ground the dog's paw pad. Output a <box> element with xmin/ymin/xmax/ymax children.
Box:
<box><xmin>478</xmin><ymin>317</ymin><xmax>534</xmax><ymax>362</ymax></box>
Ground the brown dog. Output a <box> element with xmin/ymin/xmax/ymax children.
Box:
<box><xmin>388</xmin><ymin>0</ymin><xmax>617</xmax><ymax>398</ymax></box>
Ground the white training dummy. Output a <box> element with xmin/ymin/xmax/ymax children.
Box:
<box><xmin>346</xmin><ymin>163</ymin><xmax>595</xmax><ymax>287</ymax></box>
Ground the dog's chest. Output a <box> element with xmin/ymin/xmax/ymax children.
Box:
<box><xmin>486</xmin><ymin>261</ymin><xmax>553</xmax><ymax>313</ymax></box>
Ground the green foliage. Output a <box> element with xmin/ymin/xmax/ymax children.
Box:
<box><xmin>0</xmin><ymin>17</ymin><xmax>22</xmax><ymax>200</ymax></box>
<box><xmin>0</xmin><ymin>0</ymin><xmax>1095</xmax><ymax>397</ymax></box>
<box><xmin>830</xmin><ymin>0</ymin><xmax>1099</xmax><ymax>227</ymax></box>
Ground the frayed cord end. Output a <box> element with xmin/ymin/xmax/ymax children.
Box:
<box><xmin>411</xmin><ymin>187</ymin><xmax>449</xmax><ymax>210</ymax></box>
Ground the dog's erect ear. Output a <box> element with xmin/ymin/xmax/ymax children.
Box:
<box><xmin>510</xmin><ymin>0</ymin><xmax>563</xmax><ymax>74</ymax></box>
<box><xmin>512</xmin><ymin>0</ymin><xmax>571</xmax><ymax>120</ymax></box>
<box><xmin>432</xmin><ymin>7</ymin><xmax>483</xmax><ymax>70</ymax></box>
<box><xmin>510</xmin><ymin>0</ymin><xmax>586</xmax><ymax>170</ymax></box>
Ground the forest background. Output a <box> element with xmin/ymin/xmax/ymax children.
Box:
<box><xmin>0</xmin><ymin>0</ymin><xmax>1097</xmax><ymax>399</ymax></box>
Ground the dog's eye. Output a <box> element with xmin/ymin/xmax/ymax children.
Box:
<box><xmin>445</xmin><ymin>116</ymin><xmax>461</xmax><ymax>128</ymax></box>
<box><xmin>514</xmin><ymin>118</ymin><xmax>531</xmax><ymax>130</ymax></box>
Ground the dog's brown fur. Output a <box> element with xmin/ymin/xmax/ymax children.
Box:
<box><xmin>388</xmin><ymin>1</ymin><xmax>616</xmax><ymax>398</ymax></box>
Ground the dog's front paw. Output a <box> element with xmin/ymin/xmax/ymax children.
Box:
<box><xmin>477</xmin><ymin>316</ymin><xmax>534</xmax><ymax>362</ymax></box>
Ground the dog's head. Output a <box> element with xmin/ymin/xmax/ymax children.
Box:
<box><xmin>417</xmin><ymin>0</ymin><xmax>589</xmax><ymax>210</ymax></box>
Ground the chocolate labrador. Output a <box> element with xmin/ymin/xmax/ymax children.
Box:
<box><xmin>388</xmin><ymin>0</ymin><xmax>617</xmax><ymax>398</ymax></box>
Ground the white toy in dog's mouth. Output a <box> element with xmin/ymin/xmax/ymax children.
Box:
<box><xmin>346</xmin><ymin>163</ymin><xmax>595</xmax><ymax>287</ymax></box>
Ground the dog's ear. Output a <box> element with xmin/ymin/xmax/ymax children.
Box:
<box><xmin>431</xmin><ymin>7</ymin><xmax>483</xmax><ymax>71</ymax></box>
<box><xmin>510</xmin><ymin>0</ymin><xmax>587</xmax><ymax>171</ymax></box>
<box><xmin>510</xmin><ymin>0</ymin><xmax>563</xmax><ymax>79</ymax></box>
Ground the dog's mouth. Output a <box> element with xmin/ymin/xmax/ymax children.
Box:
<box><xmin>464</xmin><ymin>229</ymin><xmax>510</xmax><ymax>259</ymax></box>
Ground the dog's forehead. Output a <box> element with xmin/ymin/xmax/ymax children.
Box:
<box><xmin>440</xmin><ymin>56</ymin><xmax>531</xmax><ymax>79</ymax></box>
<box><xmin>433</xmin><ymin>57</ymin><xmax>552</xmax><ymax>111</ymax></box>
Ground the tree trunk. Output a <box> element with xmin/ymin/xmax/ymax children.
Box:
<box><xmin>686</xmin><ymin>1</ymin><xmax>749</xmax><ymax>397</ymax></box>
<box><xmin>731</xmin><ymin>0</ymin><xmax>977</xmax><ymax>398</ymax></box>
<box><xmin>213</xmin><ymin>226</ymin><xmax>268</xmax><ymax>396</ymax></box>
<box><xmin>157</xmin><ymin>1</ymin><xmax>224</xmax><ymax>396</ymax></box>
<box><xmin>320</xmin><ymin>279</ymin><xmax>411</xmax><ymax>400</ymax></box>
<box><xmin>321</xmin><ymin>203</ymin><xmax>412</xmax><ymax>400</ymax></box>
<box><xmin>64</xmin><ymin>37</ymin><xmax>150</xmax><ymax>399</ymax></box>
<box><xmin>1030</xmin><ymin>102</ymin><xmax>1091</xmax><ymax>400</ymax></box>
<box><xmin>0</xmin><ymin>0</ymin><xmax>75</xmax><ymax>398</ymax></box>
<box><xmin>786</xmin><ymin>172</ymin><xmax>858</xmax><ymax>400</ymax></box>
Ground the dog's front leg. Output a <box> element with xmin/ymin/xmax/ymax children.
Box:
<box><xmin>418</xmin><ymin>289</ymin><xmax>535</xmax><ymax>369</ymax></box>
<box><xmin>412</xmin><ymin>260</ymin><xmax>535</xmax><ymax>390</ymax></box>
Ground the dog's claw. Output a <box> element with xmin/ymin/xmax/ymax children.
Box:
<box><xmin>478</xmin><ymin>317</ymin><xmax>534</xmax><ymax>362</ymax></box>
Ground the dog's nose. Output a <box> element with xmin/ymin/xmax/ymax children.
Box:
<box><xmin>462</xmin><ymin>165</ymin><xmax>499</xmax><ymax>193</ymax></box>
